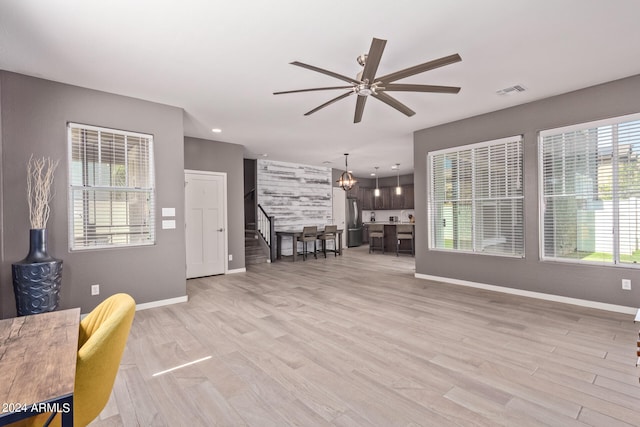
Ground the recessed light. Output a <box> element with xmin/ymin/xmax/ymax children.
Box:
<box><xmin>211</xmin><ymin>128</ymin><xmax>222</xmax><ymax>133</ymax></box>
<box><xmin>370</xmin><ymin>173</ymin><xmax>376</xmax><ymax>176</ymax></box>
<box><xmin>391</xmin><ymin>164</ymin><xmax>398</xmax><ymax>170</ymax></box>
<box><xmin>322</xmin><ymin>160</ymin><xmax>332</xmax><ymax>164</ymax></box>
<box><xmin>261</xmin><ymin>153</ymin><xmax>268</xmax><ymax>157</ymax></box>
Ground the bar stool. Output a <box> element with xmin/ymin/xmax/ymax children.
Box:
<box><xmin>297</xmin><ymin>226</ymin><xmax>318</xmax><ymax>260</ymax></box>
<box><xmin>396</xmin><ymin>224</ymin><xmax>414</xmax><ymax>256</ymax></box>
<box><xmin>319</xmin><ymin>225</ymin><xmax>338</xmax><ymax>257</ymax></box>
<box><xmin>368</xmin><ymin>223</ymin><xmax>384</xmax><ymax>253</ymax></box>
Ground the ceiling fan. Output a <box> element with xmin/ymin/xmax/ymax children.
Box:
<box><xmin>273</xmin><ymin>38</ymin><xmax>461</xmax><ymax>123</ymax></box>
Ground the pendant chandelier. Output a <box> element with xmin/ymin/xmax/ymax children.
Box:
<box><xmin>337</xmin><ymin>153</ymin><xmax>357</xmax><ymax>191</ymax></box>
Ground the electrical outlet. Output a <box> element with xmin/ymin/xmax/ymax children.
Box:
<box><xmin>228</xmin><ymin>254</ymin><xmax>233</xmax><ymax>261</ymax></box>
<box><xmin>91</xmin><ymin>284</ymin><xmax>100</xmax><ymax>296</ymax></box>
<box><xmin>622</xmin><ymin>279</ymin><xmax>631</xmax><ymax>290</ymax></box>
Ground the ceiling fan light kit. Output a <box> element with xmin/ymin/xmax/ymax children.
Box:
<box><xmin>274</xmin><ymin>38</ymin><xmax>461</xmax><ymax>123</ymax></box>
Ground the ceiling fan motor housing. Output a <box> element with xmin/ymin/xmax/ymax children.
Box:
<box><xmin>274</xmin><ymin>38</ymin><xmax>462</xmax><ymax>123</ymax></box>
<box><xmin>356</xmin><ymin>83</ymin><xmax>373</xmax><ymax>97</ymax></box>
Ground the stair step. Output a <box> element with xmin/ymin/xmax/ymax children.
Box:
<box><xmin>246</xmin><ymin>240</ymin><xmax>262</xmax><ymax>247</ymax></box>
<box><xmin>245</xmin><ymin>253</ymin><xmax>269</xmax><ymax>265</ymax></box>
<box><xmin>245</xmin><ymin>246</ymin><xmax>264</xmax><ymax>255</ymax></box>
<box><xmin>245</xmin><ymin>229</ymin><xmax>269</xmax><ymax>265</ymax></box>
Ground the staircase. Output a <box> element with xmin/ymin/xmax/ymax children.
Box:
<box><xmin>245</xmin><ymin>229</ymin><xmax>270</xmax><ymax>265</ymax></box>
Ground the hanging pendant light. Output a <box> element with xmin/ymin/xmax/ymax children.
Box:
<box><xmin>337</xmin><ymin>153</ymin><xmax>357</xmax><ymax>191</ymax></box>
<box><xmin>395</xmin><ymin>163</ymin><xmax>402</xmax><ymax>195</ymax></box>
<box><xmin>374</xmin><ymin>166</ymin><xmax>380</xmax><ymax>197</ymax></box>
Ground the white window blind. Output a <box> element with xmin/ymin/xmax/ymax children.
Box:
<box><xmin>540</xmin><ymin>113</ymin><xmax>640</xmax><ymax>266</ymax></box>
<box><xmin>429</xmin><ymin>136</ymin><xmax>524</xmax><ymax>257</ymax></box>
<box><xmin>68</xmin><ymin>123</ymin><xmax>155</xmax><ymax>250</ymax></box>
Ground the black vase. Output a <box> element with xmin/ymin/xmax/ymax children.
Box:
<box><xmin>12</xmin><ymin>229</ymin><xmax>63</xmax><ymax>316</ymax></box>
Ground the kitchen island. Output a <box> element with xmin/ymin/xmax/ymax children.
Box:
<box><xmin>363</xmin><ymin>222</ymin><xmax>414</xmax><ymax>255</ymax></box>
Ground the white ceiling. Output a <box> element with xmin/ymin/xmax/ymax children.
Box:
<box><xmin>2</xmin><ymin>0</ymin><xmax>640</xmax><ymax>177</ymax></box>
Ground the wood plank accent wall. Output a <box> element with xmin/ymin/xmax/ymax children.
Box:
<box><xmin>257</xmin><ymin>159</ymin><xmax>332</xmax><ymax>255</ymax></box>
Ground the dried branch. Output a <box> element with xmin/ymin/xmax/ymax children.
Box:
<box><xmin>27</xmin><ymin>155</ymin><xmax>59</xmax><ymax>229</ymax></box>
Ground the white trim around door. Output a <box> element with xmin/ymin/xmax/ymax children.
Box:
<box><xmin>185</xmin><ymin>170</ymin><xmax>228</xmax><ymax>277</ymax></box>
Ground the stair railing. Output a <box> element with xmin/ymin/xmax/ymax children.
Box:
<box><xmin>257</xmin><ymin>204</ymin><xmax>276</xmax><ymax>262</ymax></box>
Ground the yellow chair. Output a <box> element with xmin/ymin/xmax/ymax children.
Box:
<box><xmin>9</xmin><ymin>293</ymin><xmax>136</xmax><ymax>427</ymax></box>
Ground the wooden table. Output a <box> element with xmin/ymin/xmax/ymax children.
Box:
<box><xmin>276</xmin><ymin>228</ymin><xmax>343</xmax><ymax>261</ymax></box>
<box><xmin>0</xmin><ymin>308</ymin><xmax>80</xmax><ymax>426</ymax></box>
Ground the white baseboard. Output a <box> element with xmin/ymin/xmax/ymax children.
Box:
<box><xmin>415</xmin><ymin>273</ymin><xmax>637</xmax><ymax>315</ymax></box>
<box><xmin>635</xmin><ymin>309</ymin><xmax>640</xmax><ymax>322</ymax></box>
<box><xmin>136</xmin><ymin>295</ymin><xmax>189</xmax><ymax>311</ymax></box>
<box><xmin>227</xmin><ymin>267</ymin><xmax>246</xmax><ymax>274</ymax></box>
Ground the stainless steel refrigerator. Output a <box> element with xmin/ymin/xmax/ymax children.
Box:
<box><xmin>346</xmin><ymin>197</ymin><xmax>362</xmax><ymax>247</ymax></box>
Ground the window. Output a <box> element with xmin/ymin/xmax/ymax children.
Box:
<box><xmin>540</xmin><ymin>113</ymin><xmax>640</xmax><ymax>266</ymax></box>
<box><xmin>428</xmin><ymin>136</ymin><xmax>524</xmax><ymax>257</ymax></box>
<box><xmin>68</xmin><ymin>123</ymin><xmax>155</xmax><ymax>250</ymax></box>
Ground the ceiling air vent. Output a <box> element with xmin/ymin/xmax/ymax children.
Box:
<box><xmin>496</xmin><ymin>84</ymin><xmax>526</xmax><ymax>96</ymax></box>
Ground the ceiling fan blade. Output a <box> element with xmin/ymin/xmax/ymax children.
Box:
<box><xmin>372</xmin><ymin>92</ymin><xmax>415</xmax><ymax>117</ymax></box>
<box><xmin>377</xmin><ymin>53</ymin><xmax>462</xmax><ymax>84</ymax></box>
<box><xmin>304</xmin><ymin>91</ymin><xmax>354</xmax><ymax>116</ymax></box>
<box><xmin>274</xmin><ymin>86</ymin><xmax>353</xmax><ymax>95</ymax></box>
<box><xmin>354</xmin><ymin>96</ymin><xmax>367</xmax><ymax>123</ymax></box>
<box><xmin>291</xmin><ymin>61</ymin><xmax>360</xmax><ymax>84</ymax></box>
<box><xmin>382</xmin><ymin>84</ymin><xmax>461</xmax><ymax>94</ymax></box>
<box><xmin>360</xmin><ymin>38</ymin><xmax>386</xmax><ymax>84</ymax></box>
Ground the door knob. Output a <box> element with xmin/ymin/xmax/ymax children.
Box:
<box><xmin>217</xmin><ymin>228</ymin><xmax>224</xmax><ymax>232</ymax></box>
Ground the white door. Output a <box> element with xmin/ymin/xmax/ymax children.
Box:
<box><xmin>332</xmin><ymin>187</ymin><xmax>347</xmax><ymax>248</ymax></box>
<box><xmin>185</xmin><ymin>171</ymin><xmax>226</xmax><ymax>278</ymax></box>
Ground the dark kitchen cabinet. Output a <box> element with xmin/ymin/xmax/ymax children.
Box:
<box><xmin>374</xmin><ymin>187</ymin><xmax>390</xmax><ymax>210</ymax></box>
<box><xmin>403</xmin><ymin>184</ymin><xmax>414</xmax><ymax>209</ymax></box>
<box><xmin>360</xmin><ymin>187</ymin><xmax>374</xmax><ymax>210</ymax></box>
<box><xmin>355</xmin><ymin>184</ymin><xmax>414</xmax><ymax>210</ymax></box>
<box><xmin>391</xmin><ymin>187</ymin><xmax>404</xmax><ymax>209</ymax></box>
<box><xmin>391</xmin><ymin>184</ymin><xmax>415</xmax><ymax>209</ymax></box>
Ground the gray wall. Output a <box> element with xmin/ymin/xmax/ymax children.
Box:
<box><xmin>414</xmin><ymin>74</ymin><xmax>640</xmax><ymax>308</ymax></box>
<box><xmin>184</xmin><ymin>136</ymin><xmax>245</xmax><ymax>271</ymax></box>
<box><xmin>0</xmin><ymin>71</ymin><xmax>187</xmax><ymax>318</ymax></box>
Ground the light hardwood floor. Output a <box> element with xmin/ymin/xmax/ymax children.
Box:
<box><xmin>91</xmin><ymin>246</ymin><xmax>640</xmax><ymax>426</ymax></box>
